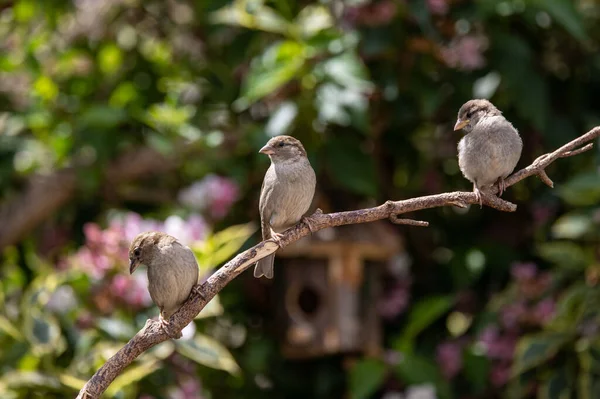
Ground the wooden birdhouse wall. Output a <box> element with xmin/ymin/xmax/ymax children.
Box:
<box><xmin>274</xmin><ymin>222</ymin><xmax>402</xmax><ymax>359</ymax></box>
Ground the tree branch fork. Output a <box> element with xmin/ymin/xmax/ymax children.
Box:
<box><xmin>77</xmin><ymin>126</ymin><xmax>599</xmax><ymax>398</ymax></box>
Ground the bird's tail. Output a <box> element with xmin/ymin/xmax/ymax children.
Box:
<box><xmin>254</xmin><ymin>254</ymin><xmax>275</xmax><ymax>279</ymax></box>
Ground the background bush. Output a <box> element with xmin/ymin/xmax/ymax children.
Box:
<box><xmin>1</xmin><ymin>0</ymin><xmax>599</xmax><ymax>398</ymax></box>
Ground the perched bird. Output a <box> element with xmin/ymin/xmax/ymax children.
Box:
<box><xmin>454</xmin><ymin>99</ymin><xmax>523</xmax><ymax>206</ymax></box>
<box><xmin>129</xmin><ymin>231</ymin><xmax>200</xmax><ymax>336</ymax></box>
<box><xmin>254</xmin><ymin>135</ymin><xmax>316</xmax><ymax>279</ymax></box>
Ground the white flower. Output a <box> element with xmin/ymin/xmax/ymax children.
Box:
<box><xmin>405</xmin><ymin>384</ymin><xmax>437</xmax><ymax>399</ymax></box>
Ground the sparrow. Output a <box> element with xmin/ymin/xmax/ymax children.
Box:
<box><xmin>129</xmin><ymin>231</ymin><xmax>200</xmax><ymax>337</ymax></box>
<box><xmin>254</xmin><ymin>135</ymin><xmax>316</xmax><ymax>279</ymax></box>
<box><xmin>454</xmin><ymin>99</ymin><xmax>523</xmax><ymax>207</ymax></box>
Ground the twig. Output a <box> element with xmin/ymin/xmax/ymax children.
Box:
<box><xmin>70</xmin><ymin>125</ymin><xmax>598</xmax><ymax>398</ymax></box>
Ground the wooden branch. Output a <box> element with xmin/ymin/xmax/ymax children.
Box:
<box><xmin>75</xmin><ymin>126</ymin><xmax>599</xmax><ymax>398</ymax></box>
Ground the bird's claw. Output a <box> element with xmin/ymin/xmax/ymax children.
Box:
<box><xmin>269</xmin><ymin>228</ymin><xmax>284</xmax><ymax>247</ymax></box>
<box><xmin>474</xmin><ymin>186</ymin><xmax>483</xmax><ymax>208</ymax></box>
<box><xmin>191</xmin><ymin>284</ymin><xmax>206</xmax><ymax>301</ymax></box>
<box><xmin>302</xmin><ymin>215</ymin><xmax>318</xmax><ymax>233</ymax></box>
<box><xmin>159</xmin><ymin>314</ymin><xmax>182</xmax><ymax>339</ymax></box>
<box><xmin>496</xmin><ymin>177</ymin><xmax>506</xmax><ymax>196</ymax></box>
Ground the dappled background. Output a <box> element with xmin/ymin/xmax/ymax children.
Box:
<box><xmin>1</xmin><ymin>0</ymin><xmax>600</xmax><ymax>398</ymax></box>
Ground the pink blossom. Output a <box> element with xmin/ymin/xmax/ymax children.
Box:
<box><xmin>384</xmin><ymin>350</ymin><xmax>403</xmax><ymax>366</ymax></box>
<box><xmin>75</xmin><ymin>247</ymin><xmax>112</xmax><ymax>279</ymax></box>
<box><xmin>178</xmin><ymin>175</ymin><xmax>239</xmax><ymax>219</ymax></box>
<box><xmin>532</xmin><ymin>298</ymin><xmax>555</xmax><ymax>325</ymax></box>
<box><xmin>478</xmin><ymin>327</ymin><xmax>516</xmax><ymax>360</ymax></box>
<box><xmin>378</xmin><ymin>281</ymin><xmax>411</xmax><ymax>319</ymax></box>
<box><xmin>490</xmin><ymin>363</ymin><xmax>511</xmax><ymax>387</ymax></box>
<box><xmin>427</xmin><ymin>0</ymin><xmax>449</xmax><ymax>15</ymax></box>
<box><xmin>169</xmin><ymin>378</ymin><xmax>203</xmax><ymax>399</ymax></box>
<box><xmin>345</xmin><ymin>1</ymin><xmax>398</xmax><ymax>27</ymax></box>
<box><xmin>110</xmin><ymin>273</ymin><xmax>152</xmax><ymax>308</ymax></box>
<box><xmin>500</xmin><ymin>302</ymin><xmax>527</xmax><ymax>330</ymax></box>
<box><xmin>436</xmin><ymin>341</ymin><xmax>463</xmax><ymax>379</ymax></box>
<box><xmin>511</xmin><ymin>262</ymin><xmax>537</xmax><ymax>282</ymax></box>
<box><xmin>441</xmin><ymin>35</ymin><xmax>488</xmax><ymax>71</ymax></box>
<box><xmin>83</xmin><ymin>223</ymin><xmax>103</xmax><ymax>246</ymax></box>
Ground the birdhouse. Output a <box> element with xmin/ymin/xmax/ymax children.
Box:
<box><xmin>274</xmin><ymin>221</ymin><xmax>402</xmax><ymax>358</ymax></box>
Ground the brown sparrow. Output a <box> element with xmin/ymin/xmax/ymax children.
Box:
<box><xmin>129</xmin><ymin>231</ymin><xmax>199</xmax><ymax>337</ymax></box>
<box><xmin>254</xmin><ymin>136</ymin><xmax>316</xmax><ymax>279</ymax></box>
<box><xmin>454</xmin><ymin>99</ymin><xmax>523</xmax><ymax>206</ymax></box>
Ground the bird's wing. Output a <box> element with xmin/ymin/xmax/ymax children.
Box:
<box><xmin>259</xmin><ymin>165</ymin><xmax>276</xmax><ymax>241</ymax></box>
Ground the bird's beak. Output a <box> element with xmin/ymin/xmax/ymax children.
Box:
<box><xmin>454</xmin><ymin>119</ymin><xmax>470</xmax><ymax>131</ymax></box>
<box><xmin>259</xmin><ymin>144</ymin><xmax>275</xmax><ymax>155</ymax></box>
<box><xmin>129</xmin><ymin>259</ymin><xmax>138</xmax><ymax>274</ymax></box>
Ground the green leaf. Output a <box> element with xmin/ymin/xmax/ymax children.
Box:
<box><xmin>0</xmin><ymin>315</ymin><xmax>23</xmax><ymax>341</ymax></box>
<box><xmin>98</xmin><ymin>43</ymin><xmax>123</xmax><ymax>75</ymax></box>
<box><xmin>195</xmin><ymin>295</ymin><xmax>225</xmax><ymax>319</ymax></box>
<box><xmin>348</xmin><ymin>358</ymin><xmax>387</xmax><ymax>399</ymax></box>
<box><xmin>33</xmin><ymin>76</ymin><xmax>59</xmax><ymax>101</ymax></box>
<box><xmin>145</xmin><ymin>103</ymin><xmax>196</xmax><ymax>131</ymax></box>
<box><xmin>23</xmin><ymin>309</ymin><xmax>65</xmax><ymax>357</ymax></box>
<box><xmin>58</xmin><ymin>374</ymin><xmax>87</xmax><ymax>392</ymax></box>
<box><xmin>537</xmin><ymin>241</ymin><xmax>589</xmax><ymax>271</ymax></box>
<box><xmin>394</xmin><ymin>295</ymin><xmax>454</xmax><ymax>354</ymax></box>
<box><xmin>512</xmin><ymin>332</ymin><xmax>571</xmax><ymax>375</ymax></box>
<box><xmin>557</xmin><ymin>173</ymin><xmax>600</xmax><ymax>206</ymax></box>
<box><xmin>236</xmin><ymin>41</ymin><xmax>307</xmax><ymax>107</ymax></box>
<box><xmin>394</xmin><ymin>353</ymin><xmax>452</xmax><ymax>399</ymax></box>
<box><xmin>211</xmin><ymin>0</ymin><xmax>291</xmax><ymax>35</ymax></box>
<box><xmin>325</xmin><ymin>135</ymin><xmax>378</xmax><ymax>197</ymax></box>
<box><xmin>96</xmin><ymin>318</ymin><xmax>137</xmax><ymax>341</ymax></box>
<box><xmin>0</xmin><ymin>371</ymin><xmax>60</xmax><ymax>391</ymax></box>
<box><xmin>538</xmin><ymin>367</ymin><xmax>572</xmax><ymax>399</ymax></box>
<box><xmin>463</xmin><ymin>348</ymin><xmax>490</xmax><ymax>394</ymax></box>
<box><xmin>296</xmin><ymin>5</ymin><xmax>333</xmax><ymax>38</ymax></box>
<box><xmin>552</xmin><ymin>212</ymin><xmax>594</xmax><ymax>239</ymax></box>
<box><xmin>549</xmin><ymin>283</ymin><xmax>588</xmax><ymax>330</ymax></box>
<box><xmin>533</xmin><ymin>0</ymin><xmax>589</xmax><ymax>43</ymax></box>
<box><xmin>193</xmin><ymin>223</ymin><xmax>255</xmax><ymax>270</ymax></box>
<box><xmin>176</xmin><ymin>334</ymin><xmax>240</xmax><ymax>375</ymax></box>
<box><xmin>78</xmin><ymin>105</ymin><xmax>127</xmax><ymax>129</ymax></box>
<box><xmin>106</xmin><ymin>359</ymin><xmax>160</xmax><ymax>397</ymax></box>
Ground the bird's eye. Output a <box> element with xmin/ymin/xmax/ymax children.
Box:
<box><xmin>466</xmin><ymin>111</ymin><xmax>473</xmax><ymax>118</ymax></box>
<box><xmin>133</xmin><ymin>248</ymin><xmax>141</xmax><ymax>257</ymax></box>
<box><xmin>278</xmin><ymin>142</ymin><xmax>286</xmax><ymax>147</ymax></box>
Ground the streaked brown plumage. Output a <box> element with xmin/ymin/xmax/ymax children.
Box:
<box><xmin>129</xmin><ymin>231</ymin><xmax>199</xmax><ymax>336</ymax></box>
<box><xmin>454</xmin><ymin>99</ymin><xmax>523</xmax><ymax>206</ymax></box>
<box><xmin>254</xmin><ymin>135</ymin><xmax>316</xmax><ymax>279</ymax></box>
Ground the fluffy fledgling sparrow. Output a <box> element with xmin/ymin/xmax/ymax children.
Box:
<box><xmin>129</xmin><ymin>231</ymin><xmax>200</xmax><ymax>336</ymax></box>
<box><xmin>454</xmin><ymin>99</ymin><xmax>523</xmax><ymax>206</ymax></box>
<box><xmin>254</xmin><ymin>135</ymin><xmax>316</xmax><ymax>279</ymax></box>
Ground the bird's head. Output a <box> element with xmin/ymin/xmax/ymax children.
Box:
<box><xmin>259</xmin><ymin>135</ymin><xmax>307</xmax><ymax>163</ymax></box>
<box><xmin>454</xmin><ymin>99</ymin><xmax>501</xmax><ymax>133</ymax></box>
<box><xmin>128</xmin><ymin>231</ymin><xmax>167</xmax><ymax>274</ymax></box>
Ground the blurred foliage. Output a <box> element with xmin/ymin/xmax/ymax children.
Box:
<box><xmin>1</xmin><ymin>0</ymin><xmax>600</xmax><ymax>398</ymax></box>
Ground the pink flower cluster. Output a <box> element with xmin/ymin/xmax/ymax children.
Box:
<box><xmin>178</xmin><ymin>175</ymin><xmax>240</xmax><ymax>220</ymax></box>
<box><xmin>378</xmin><ymin>278</ymin><xmax>411</xmax><ymax>319</ymax></box>
<box><xmin>434</xmin><ymin>262</ymin><xmax>556</xmax><ymax>387</ymax></box>
<box><xmin>65</xmin><ymin>212</ymin><xmax>207</xmax><ymax>311</ymax></box>
<box><xmin>441</xmin><ymin>35</ymin><xmax>488</xmax><ymax>71</ymax></box>
<box><xmin>344</xmin><ymin>0</ymin><xmax>398</xmax><ymax>27</ymax></box>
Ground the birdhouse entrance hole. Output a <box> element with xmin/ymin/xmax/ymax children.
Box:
<box><xmin>298</xmin><ymin>285</ymin><xmax>321</xmax><ymax>316</ymax></box>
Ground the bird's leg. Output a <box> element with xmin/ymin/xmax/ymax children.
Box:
<box><xmin>473</xmin><ymin>184</ymin><xmax>483</xmax><ymax>208</ymax></box>
<box><xmin>158</xmin><ymin>313</ymin><xmax>182</xmax><ymax>339</ymax></box>
<box><xmin>496</xmin><ymin>176</ymin><xmax>506</xmax><ymax>196</ymax></box>
<box><xmin>269</xmin><ymin>227</ymin><xmax>284</xmax><ymax>247</ymax></box>
<box><xmin>302</xmin><ymin>216</ymin><xmax>317</xmax><ymax>233</ymax></box>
